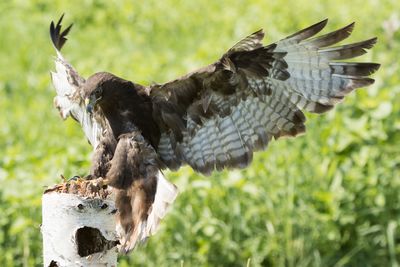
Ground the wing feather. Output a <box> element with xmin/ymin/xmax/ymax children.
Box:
<box><xmin>150</xmin><ymin>19</ymin><xmax>379</xmax><ymax>175</ymax></box>
<box><xmin>50</xmin><ymin>15</ymin><xmax>102</xmax><ymax>148</ymax></box>
<box><xmin>49</xmin><ymin>16</ymin><xmax>179</xmax><ymax>253</ymax></box>
<box><xmin>227</xmin><ymin>29</ymin><xmax>265</xmax><ymax>53</ymax></box>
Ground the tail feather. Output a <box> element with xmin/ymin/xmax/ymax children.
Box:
<box><xmin>116</xmin><ymin>171</ymin><xmax>178</xmax><ymax>253</ymax></box>
<box><xmin>145</xmin><ymin>171</ymin><xmax>179</xmax><ymax>236</ymax></box>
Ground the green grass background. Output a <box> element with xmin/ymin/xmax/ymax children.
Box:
<box><xmin>0</xmin><ymin>0</ymin><xmax>399</xmax><ymax>266</ymax></box>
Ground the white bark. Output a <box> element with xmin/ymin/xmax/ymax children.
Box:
<box><xmin>42</xmin><ymin>192</ymin><xmax>118</xmax><ymax>267</ymax></box>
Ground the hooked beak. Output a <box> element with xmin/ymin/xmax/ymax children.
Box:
<box><xmin>85</xmin><ymin>97</ymin><xmax>95</xmax><ymax>114</ymax></box>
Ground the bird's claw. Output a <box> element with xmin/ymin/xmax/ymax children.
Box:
<box><xmin>68</xmin><ymin>175</ymin><xmax>82</xmax><ymax>182</ymax></box>
<box><xmin>48</xmin><ymin>175</ymin><xmax>110</xmax><ymax>198</ymax></box>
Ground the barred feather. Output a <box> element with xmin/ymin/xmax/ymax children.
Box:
<box><xmin>152</xmin><ymin>19</ymin><xmax>379</xmax><ymax>174</ymax></box>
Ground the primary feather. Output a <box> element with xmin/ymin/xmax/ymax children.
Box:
<box><xmin>152</xmin><ymin>20</ymin><xmax>379</xmax><ymax>174</ymax></box>
<box><xmin>50</xmin><ymin>15</ymin><xmax>379</xmax><ymax>252</ymax></box>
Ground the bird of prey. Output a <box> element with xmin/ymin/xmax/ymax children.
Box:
<box><xmin>50</xmin><ymin>14</ymin><xmax>379</xmax><ymax>252</ymax></box>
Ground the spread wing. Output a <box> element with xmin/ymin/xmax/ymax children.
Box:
<box><xmin>150</xmin><ymin>19</ymin><xmax>380</xmax><ymax>175</ymax></box>
<box><xmin>50</xmin><ymin>14</ymin><xmax>102</xmax><ymax>148</ymax></box>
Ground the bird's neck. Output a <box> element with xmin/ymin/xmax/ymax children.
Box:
<box><xmin>98</xmin><ymin>84</ymin><xmax>161</xmax><ymax>148</ymax></box>
<box><xmin>102</xmin><ymin>105</ymin><xmax>136</xmax><ymax>137</ymax></box>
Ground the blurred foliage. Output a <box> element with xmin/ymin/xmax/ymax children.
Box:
<box><xmin>0</xmin><ymin>0</ymin><xmax>399</xmax><ymax>266</ymax></box>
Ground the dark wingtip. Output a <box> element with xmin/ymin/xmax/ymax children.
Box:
<box><xmin>310</xmin><ymin>18</ymin><xmax>329</xmax><ymax>33</ymax></box>
<box><xmin>341</xmin><ymin>21</ymin><xmax>355</xmax><ymax>35</ymax></box>
<box><xmin>363</xmin><ymin>37</ymin><xmax>378</xmax><ymax>49</ymax></box>
<box><xmin>285</xmin><ymin>18</ymin><xmax>328</xmax><ymax>40</ymax></box>
<box><xmin>320</xmin><ymin>18</ymin><xmax>329</xmax><ymax>26</ymax></box>
<box><xmin>57</xmin><ymin>13</ymin><xmax>65</xmax><ymax>26</ymax></box>
<box><xmin>360</xmin><ymin>63</ymin><xmax>381</xmax><ymax>75</ymax></box>
<box><xmin>310</xmin><ymin>18</ymin><xmax>329</xmax><ymax>29</ymax></box>
<box><xmin>373</xmin><ymin>63</ymin><xmax>381</xmax><ymax>72</ymax></box>
<box><xmin>252</xmin><ymin>29</ymin><xmax>265</xmax><ymax>39</ymax></box>
<box><xmin>50</xmin><ymin>13</ymin><xmax>73</xmax><ymax>51</ymax></box>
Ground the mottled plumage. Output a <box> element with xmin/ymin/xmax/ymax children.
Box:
<box><xmin>50</xmin><ymin>15</ymin><xmax>379</xmax><ymax>252</ymax></box>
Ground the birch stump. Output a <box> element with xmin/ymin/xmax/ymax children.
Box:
<box><xmin>42</xmin><ymin>179</ymin><xmax>119</xmax><ymax>267</ymax></box>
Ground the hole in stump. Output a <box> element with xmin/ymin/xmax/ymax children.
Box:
<box><xmin>48</xmin><ymin>260</ymin><xmax>59</xmax><ymax>267</ymax></box>
<box><xmin>75</xmin><ymin>226</ymin><xmax>119</xmax><ymax>257</ymax></box>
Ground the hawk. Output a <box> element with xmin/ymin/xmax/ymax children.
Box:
<box><xmin>50</xmin><ymin>14</ymin><xmax>379</xmax><ymax>252</ymax></box>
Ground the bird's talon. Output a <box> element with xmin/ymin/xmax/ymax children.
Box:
<box><xmin>68</xmin><ymin>175</ymin><xmax>81</xmax><ymax>182</ymax></box>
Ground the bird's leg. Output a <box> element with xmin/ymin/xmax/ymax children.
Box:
<box><xmin>64</xmin><ymin>175</ymin><xmax>111</xmax><ymax>197</ymax></box>
<box><xmin>65</xmin><ymin>174</ymin><xmax>95</xmax><ymax>183</ymax></box>
<box><xmin>65</xmin><ymin>174</ymin><xmax>94</xmax><ymax>182</ymax></box>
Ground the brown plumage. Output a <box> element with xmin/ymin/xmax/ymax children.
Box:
<box><xmin>50</xmin><ymin>15</ymin><xmax>379</xmax><ymax>252</ymax></box>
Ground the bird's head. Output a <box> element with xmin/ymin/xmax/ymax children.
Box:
<box><xmin>82</xmin><ymin>72</ymin><xmax>147</xmax><ymax>116</ymax></box>
<box><xmin>82</xmin><ymin>72</ymin><xmax>121</xmax><ymax>114</ymax></box>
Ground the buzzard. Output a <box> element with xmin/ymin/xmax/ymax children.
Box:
<box><xmin>50</xmin><ymin>15</ymin><xmax>379</xmax><ymax>252</ymax></box>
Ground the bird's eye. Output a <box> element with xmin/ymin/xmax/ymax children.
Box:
<box><xmin>94</xmin><ymin>86</ymin><xmax>103</xmax><ymax>97</ymax></box>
